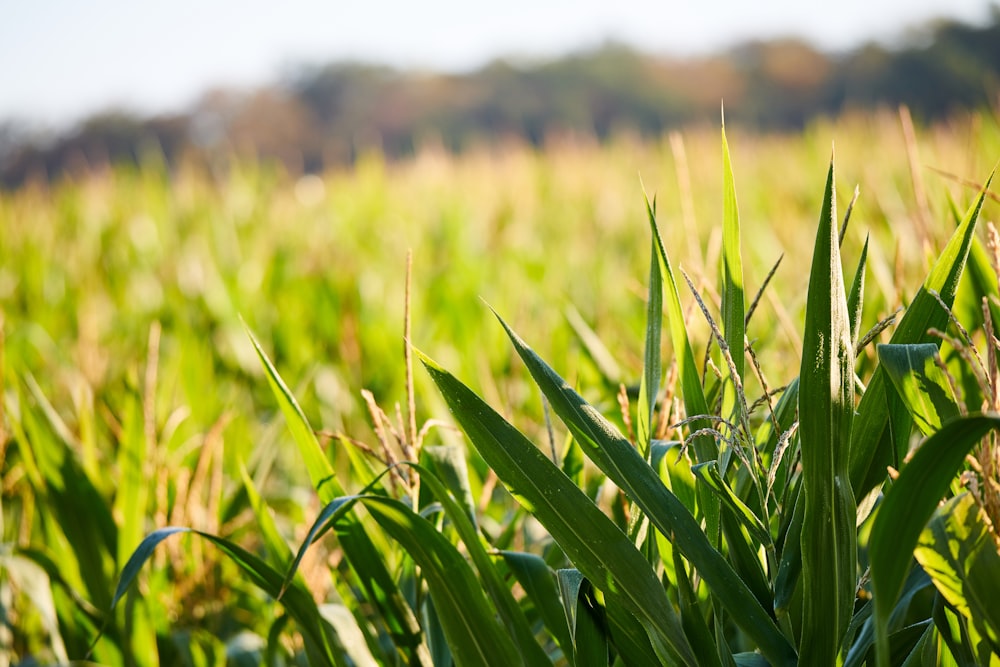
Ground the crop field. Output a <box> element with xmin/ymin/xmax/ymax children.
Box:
<box><xmin>2</xmin><ymin>108</ymin><xmax>1000</xmax><ymax>666</ymax></box>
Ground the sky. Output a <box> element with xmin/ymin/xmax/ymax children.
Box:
<box><xmin>0</xmin><ymin>0</ymin><xmax>995</xmax><ymax>128</ymax></box>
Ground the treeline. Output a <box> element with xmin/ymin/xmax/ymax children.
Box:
<box><xmin>2</xmin><ymin>11</ymin><xmax>999</xmax><ymax>187</ymax></box>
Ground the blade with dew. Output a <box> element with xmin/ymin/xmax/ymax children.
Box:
<box><xmin>850</xmin><ymin>175</ymin><xmax>993</xmax><ymax>500</ymax></box>
<box><xmin>488</xmin><ymin>316</ymin><xmax>798</xmax><ymax>666</ymax></box>
<box><xmin>419</xmin><ymin>350</ymin><xmax>699</xmax><ymax>666</ymax></box>
<box><xmin>877</xmin><ymin>343</ymin><xmax>960</xmax><ymax>436</ymax></box>
<box><xmin>797</xmin><ymin>156</ymin><xmax>857</xmax><ymax>665</ymax></box>
<box><xmin>869</xmin><ymin>414</ymin><xmax>1000</xmax><ymax>667</ymax></box>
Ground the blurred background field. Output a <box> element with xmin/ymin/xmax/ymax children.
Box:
<box><xmin>3</xmin><ymin>106</ymin><xmax>1000</xmax><ymax>663</ymax></box>
<box><xmin>2</xmin><ymin>2</ymin><xmax>1000</xmax><ymax>664</ymax></box>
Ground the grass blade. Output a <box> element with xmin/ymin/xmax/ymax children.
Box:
<box><xmin>797</xmin><ymin>156</ymin><xmax>857</xmax><ymax>665</ymax></box>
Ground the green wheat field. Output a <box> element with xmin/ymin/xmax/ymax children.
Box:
<box><xmin>2</xmin><ymin>109</ymin><xmax>1000</xmax><ymax>666</ymax></box>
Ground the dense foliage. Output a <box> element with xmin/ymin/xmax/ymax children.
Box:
<box><xmin>1</xmin><ymin>111</ymin><xmax>999</xmax><ymax>665</ymax></box>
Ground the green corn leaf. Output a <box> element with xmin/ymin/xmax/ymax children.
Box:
<box><xmin>559</xmin><ymin>570</ymin><xmax>610</xmax><ymax>667</ymax></box>
<box><xmin>966</xmin><ymin>235</ymin><xmax>1000</xmax><ymax>330</ymax></box>
<box><xmin>720</xmin><ymin>121</ymin><xmax>747</xmax><ymax>445</ymax></box>
<box><xmin>850</xmin><ymin>176</ymin><xmax>993</xmax><ymax>500</ymax></box>
<box><xmin>844</xmin><ymin>568</ymin><xmax>932</xmax><ymax>667</ymax></box>
<box><xmin>897</xmin><ymin>622</ymin><xmax>937</xmax><ymax>667</ymax></box>
<box><xmin>797</xmin><ymin>157</ymin><xmax>857</xmax><ymax>665</ymax></box>
<box><xmin>645</xmin><ymin>194</ymin><xmax>721</xmax><ymax>543</ymax></box>
<box><xmin>719</xmin><ymin>508</ymin><xmax>772</xmax><ymax>614</ymax></box>
<box><xmin>423</xmin><ymin>445</ymin><xmax>478</xmax><ymax>528</ymax></box>
<box><xmin>318</xmin><ymin>604</ymin><xmax>381</xmax><ymax>667</ymax></box>
<box><xmin>877</xmin><ymin>343</ymin><xmax>960</xmax><ymax>436</ymax></box>
<box><xmin>644</xmin><ymin>195</ymin><xmax>714</xmax><ymax>466</ymax></box>
<box><xmin>561</xmin><ymin>433</ymin><xmax>586</xmax><ymax>487</ymax></box>
<box><xmin>360</xmin><ymin>495</ymin><xmax>526</xmax><ymax>667</ymax></box>
<box><xmin>284</xmin><ymin>463</ymin><xmax>551</xmax><ymax>666</ymax></box>
<box><xmin>671</xmin><ymin>547</ymin><xmax>724</xmax><ymax>667</ymax></box>
<box><xmin>638</xmin><ymin>230</ymin><xmax>664</xmax><ymax>455</ymax></box>
<box><xmin>869</xmin><ymin>414</ymin><xmax>1000</xmax><ymax>667</ymax></box>
<box><xmin>565</xmin><ymin>305</ymin><xmax>623</xmax><ymax>388</ymax></box>
<box><xmin>502</xmin><ymin>551</ymin><xmax>574</xmax><ymax>660</ymax></box>
<box><xmin>847</xmin><ymin>235</ymin><xmax>870</xmax><ymax>348</ymax></box>
<box><xmin>419</xmin><ymin>351</ymin><xmax>699</xmax><ymax>666</ymax></box>
<box><xmin>652</xmin><ymin>441</ymin><xmax>697</xmax><ymax>518</ymax></box>
<box><xmin>281</xmin><ymin>493</ymin><xmax>364</xmax><ymax>598</ymax></box>
<box><xmin>692</xmin><ymin>461</ymin><xmax>769</xmax><ymax>545</ymax></box>
<box><xmin>245</xmin><ymin>322</ymin><xmax>341</xmax><ymax>502</ymax></box>
<box><xmin>772</xmin><ymin>481</ymin><xmax>803</xmax><ymax>617</ymax></box>
<box><xmin>933</xmin><ymin>593</ymin><xmax>983</xmax><ymax>667</ymax></box>
<box><xmin>246</xmin><ymin>324</ymin><xmax>427</xmax><ymax>662</ymax></box>
<box><xmin>604</xmin><ymin>594</ymin><xmax>664</xmax><ymax>666</ymax></box>
<box><xmin>111</xmin><ymin>527</ymin><xmax>344</xmax><ymax>667</ymax></box>
<box><xmin>409</xmin><ymin>466</ymin><xmax>552</xmax><ymax>666</ymax></box>
<box><xmin>239</xmin><ymin>463</ymin><xmax>296</xmax><ymax>571</ymax></box>
<box><xmin>915</xmin><ymin>493</ymin><xmax>1000</xmax><ymax>658</ymax></box>
<box><xmin>487</xmin><ymin>317</ymin><xmax>797</xmax><ymax>666</ymax></box>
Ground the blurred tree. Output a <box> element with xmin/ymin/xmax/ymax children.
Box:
<box><xmin>2</xmin><ymin>11</ymin><xmax>998</xmax><ymax>188</ymax></box>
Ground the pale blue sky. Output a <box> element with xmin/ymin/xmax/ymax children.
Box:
<box><xmin>0</xmin><ymin>0</ymin><xmax>994</xmax><ymax>127</ymax></box>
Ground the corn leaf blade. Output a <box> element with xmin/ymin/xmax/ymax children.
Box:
<box><xmin>869</xmin><ymin>414</ymin><xmax>1000</xmax><ymax>666</ymax></box>
<box><xmin>419</xmin><ymin>351</ymin><xmax>699</xmax><ymax>666</ymax></box>
<box><xmin>797</xmin><ymin>157</ymin><xmax>857</xmax><ymax>665</ymax></box>
<box><xmin>877</xmin><ymin>343</ymin><xmax>960</xmax><ymax>436</ymax></box>
<box><xmin>490</xmin><ymin>316</ymin><xmax>797</xmax><ymax>666</ymax></box>
<box><xmin>850</xmin><ymin>178</ymin><xmax>993</xmax><ymax>499</ymax></box>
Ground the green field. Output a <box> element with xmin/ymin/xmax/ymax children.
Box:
<box><xmin>2</xmin><ymin>110</ymin><xmax>1000</xmax><ymax>665</ymax></box>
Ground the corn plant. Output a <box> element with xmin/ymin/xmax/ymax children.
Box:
<box><xmin>414</xmin><ymin>129</ymin><xmax>999</xmax><ymax>665</ymax></box>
